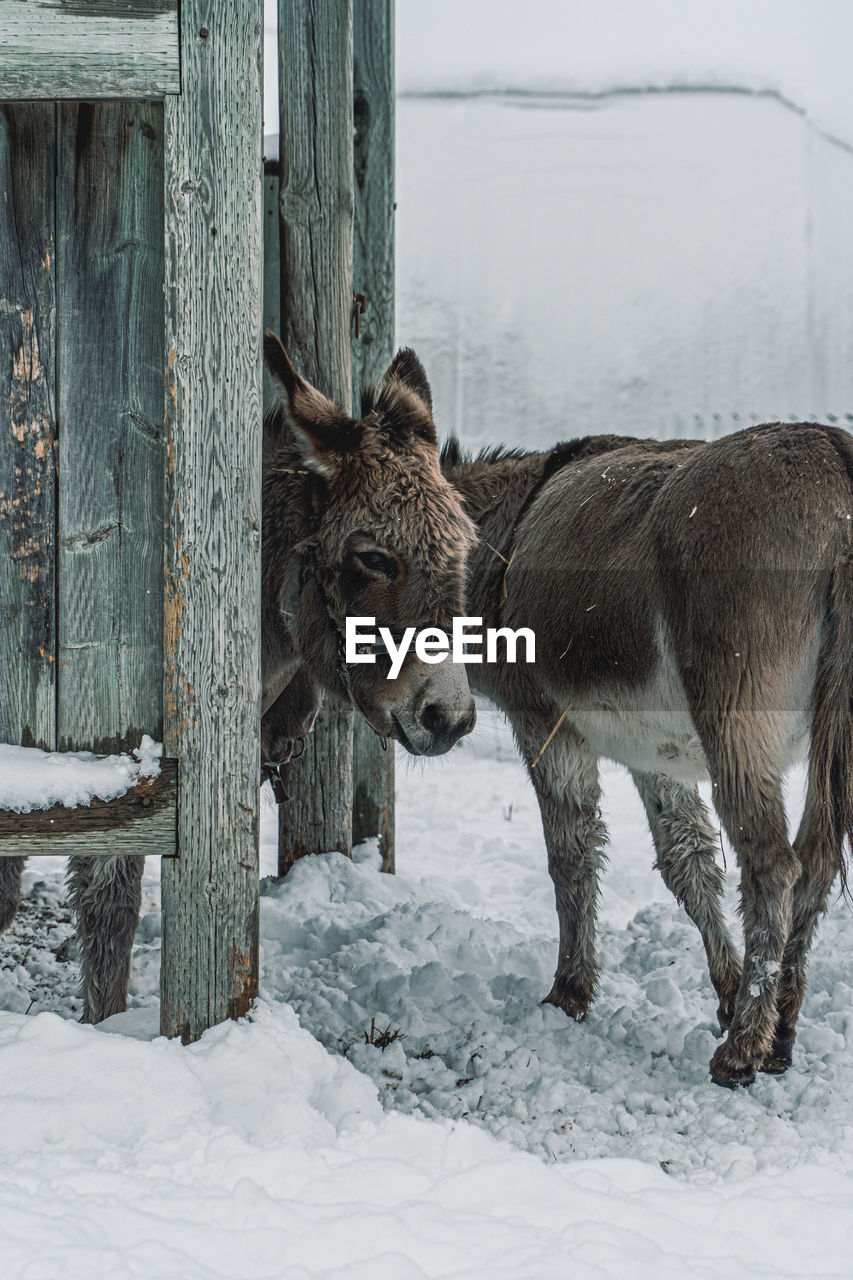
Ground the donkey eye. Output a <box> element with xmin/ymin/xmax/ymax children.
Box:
<box><xmin>355</xmin><ymin>550</ymin><xmax>397</xmax><ymax>580</ymax></box>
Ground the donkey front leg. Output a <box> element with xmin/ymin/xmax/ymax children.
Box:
<box><xmin>0</xmin><ymin>857</ymin><xmax>25</xmax><ymax>932</ymax></box>
<box><xmin>67</xmin><ymin>855</ymin><xmax>144</xmax><ymax>1023</ymax></box>
<box><xmin>518</xmin><ymin>720</ymin><xmax>607</xmax><ymax>1020</ymax></box>
<box><xmin>631</xmin><ymin>772</ymin><xmax>742</xmax><ymax>1030</ymax></box>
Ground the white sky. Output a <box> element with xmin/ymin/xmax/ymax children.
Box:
<box><xmin>265</xmin><ymin>2</ymin><xmax>853</xmax><ymax>147</ymax></box>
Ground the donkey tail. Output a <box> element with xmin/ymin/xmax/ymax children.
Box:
<box><xmin>810</xmin><ymin>427</ymin><xmax>853</xmax><ymax>889</ymax></box>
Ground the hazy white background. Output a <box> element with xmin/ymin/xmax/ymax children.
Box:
<box><xmin>265</xmin><ymin>3</ymin><xmax>853</xmax><ymax>448</ymax></box>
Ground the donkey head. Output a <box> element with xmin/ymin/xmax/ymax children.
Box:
<box><xmin>263</xmin><ymin>334</ymin><xmax>477</xmax><ymax>756</ymax></box>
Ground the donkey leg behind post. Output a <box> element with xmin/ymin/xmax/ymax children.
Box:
<box><xmin>0</xmin><ymin>852</ymin><xmax>144</xmax><ymax>1024</ymax></box>
<box><xmin>0</xmin><ymin>338</ymin><xmax>476</xmax><ymax>1022</ymax></box>
<box><xmin>445</xmin><ymin>423</ymin><xmax>853</xmax><ymax>1085</ymax></box>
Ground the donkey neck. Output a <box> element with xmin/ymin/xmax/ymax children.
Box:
<box><xmin>445</xmin><ymin>435</ymin><xmax>670</xmax><ymax>622</ymax></box>
<box><xmin>442</xmin><ymin>446</ymin><xmax>554</xmax><ymax>623</ymax></box>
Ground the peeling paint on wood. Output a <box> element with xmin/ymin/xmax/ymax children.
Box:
<box><xmin>0</xmin><ymin>104</ymin><xmax>57</xmax><ymax>752</ymax></box>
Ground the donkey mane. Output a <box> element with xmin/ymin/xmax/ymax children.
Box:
<box><xmin>441</xmin><ymin>432</ymin><xmax>699</xmax><ymax>477</ymax></box>
<box><xmin>440</xmin><ymin>438</ymin><xmax>526</xmax><ymax>470</ymax></box>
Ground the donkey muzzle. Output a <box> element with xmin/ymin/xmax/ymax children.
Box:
<box><xmin>394</xmin><ymin>664</ymin><xmax>476</xmax><ymax>756</ymax></box>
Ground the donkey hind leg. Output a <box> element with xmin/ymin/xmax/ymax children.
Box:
<box><xmin>699</xmin><ymin>751</ymin><xmax>799</xmax><ymax>1089</ymax></box>
<box><xmin>67</xmin><ymin>855</ymin><xmax>144</xmax><ymax>1024</ymax></box>
<box><xmin>631</xmin><ymin>772</ymin><xmax>742</xmax><ymax>1031</ymax></box>
<box><xmin>518</xmin><ymin>720</ymin><xmax>607</xmax><ymax>1020</ymax></box>
<box><xmin>0</xmin><ymin>858</ymin><xmax>25</xmax><ymax>932</ymax></box>
<box><xmin>766</xmin><ymin>784</ymin><xmax>844</xmax><ymax>1074</ymax></box>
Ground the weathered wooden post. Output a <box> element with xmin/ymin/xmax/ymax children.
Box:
<box><xmin>276</xmin><ymin>0</ymin><xmax>355</xmax><ymax>875</ymax></box>
<box><xmin>160</xmin><ymin>0</ymin><xmax>264</xmax><ymax>1042</ymax></box>
<box><xmin>351</xmin><ymin>0</ymin><xmax>396</xmax><ymax>872</ymax></box>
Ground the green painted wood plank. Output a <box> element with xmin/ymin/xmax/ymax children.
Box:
<box><xmin>276</xmin><ymin>0</ymin><xmax>355</xmax><ymax>873</ymax></box>
<box><xmin>351</xmin><ymin>0</ymin><xmax>395</xmax><ymax>871</ymax></box>
<box><xmin>160</xmin><ymin>0</ymin><xmax>264</xmax><ymax>1043</ymax></box>
<box><xmin>57</xmin><ymin>102</ymin><xmax>165</xmax><ymax>754</ymax></box>
<box><xmin>0</xmin><ymin>1</ymin><xmax>180</xmax><ymax>100</ymax></box>
<box><xmin>0</xmin><ymin>104</ymin><xmax>57</xmax><ymax>751</ymax></box>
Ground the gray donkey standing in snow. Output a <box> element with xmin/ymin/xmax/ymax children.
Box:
<box><xmin>0</xmin><ymin>339</ymin><xmax>476</xmax><ymax>1023</ymax></box>
<box><xmin>443</xmin><ymin>423</ymin><xmax>853</xmax><ymax>1086</ymax></box>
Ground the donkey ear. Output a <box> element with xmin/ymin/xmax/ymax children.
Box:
<box><xmin>264</xmin><ymin>331</ymin><xmax>362</xmax><ymax>475</ymax></box>
<box><xmin>382</xmin><ymin>347</ymin><xmax>433</xmax><ymax>416</ymax></box>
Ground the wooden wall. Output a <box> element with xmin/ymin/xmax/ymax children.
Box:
<box><xmin>0</xmin><ymin>102</ymin><xmax>165</xmax><ymax>755</ymax></box>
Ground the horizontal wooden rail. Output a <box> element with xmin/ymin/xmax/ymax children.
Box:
<box><xmin>0</xmin><ymin>1</ymin><xmax>181</xmax><ymax>100</ymax></box>
<box><xmin>0</xmin><ymin>759</ymin><xmax>178</xmax><ymax>857</ymax></box>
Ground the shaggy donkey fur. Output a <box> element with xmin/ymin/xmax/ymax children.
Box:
<box><xmin>1</xmin><ymin>341</ymin><xmax>476</xmax><ymax>1024</ymax></box>
<box><xmin>443</xmin><ymin>423</ymin><xmax>853</xmax><ymax>1086</ymax></box>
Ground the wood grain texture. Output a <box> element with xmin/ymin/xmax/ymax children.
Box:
<box><xmin>278</xmin><ymin>0</ymin><xmax>353</xmax><ymax>405</ymax></box>
<box><xmin>0</xmin><ymin>759</ymin><xmax>177</xmax><ymax>857</ymax></box>
<box><xmin>276</xmin><ymin>0</ymin><xmax>355</xmax><ymax>872</ymax></box>
<box><xmin>57</xmin><ymin>102</ymin><xmax>165</xmax><ymax>754</ymax></box>
<box><xmin>0</xmin><ymin>1</ymin><xmax>180</xmax><ymax>100</ymax></box>
<box><xmin>160</xmin><ymin>0</ymin><xmax>264</xmax><ymax>1043</ymax></box>
<box><xmin>0</xmin><ymin>104</ymin><xmax>57</xmax><ymax>751</ymax></box>
<box><xmin>351</xmin><ymin>0</ymin><xmax>395</xmax><ymax>870</ymax></box>
<box><xmin>276</xmin><ymin>698</ymin><xmax>354</xmax><ymax>873</ymax></box>
<box><xmin>352</xmin><ymin>0</ymin><xmax>394</xmax><ymax>404</ymax></box>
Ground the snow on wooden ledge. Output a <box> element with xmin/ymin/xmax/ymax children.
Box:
<box><xmin>0</xmin><ymin>737</ymin><xmax>177</xmax><ymax>859</ymax></box>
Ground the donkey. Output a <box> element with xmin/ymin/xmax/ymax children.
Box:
<box><xmin>0</xmin><ymin>339</ymin><xmax>476</xmax><ymax>1024</ymax></box>
<box><xmin>443</xmin><ymin>423</ymin><xmax>853</xmax><ymax>1086</ymax></box>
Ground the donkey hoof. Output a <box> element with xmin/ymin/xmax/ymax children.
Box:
<box><xmin>709</xmin><ymin>1062</ymin><xmax>756</xmax><ymax>1089</ymax></box>
<box><xmin>542</xmin><ymin>980</ymin><xmax>591</xmax><ymax>1022</ymax></box>
<box><xmin>709</xmin><ymin>1043</ymin><xmax>756</xmax><ymax>1089</ymax></box>
<box><xmin>759</xmin><ymin>1038</ymin><xmax>794</xmax><ymax>1076</ymax></box>
<box><xmin>716</xmin><ymin>1003</ymin><xmax>734</xmax><ymax>1034</ymax></box>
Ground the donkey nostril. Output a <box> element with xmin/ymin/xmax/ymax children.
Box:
<box><xmin>420</xmin><ymin>703</ymin><xmax>448</xmax><ymax>736</ymax></box>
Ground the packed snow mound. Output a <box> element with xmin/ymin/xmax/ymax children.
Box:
<box><xmin>3</xmin><ymin>1000</ymin><xmax>851</xmax><ymax>1280</ymax></box>
<box><xmin>3</xmin><ymin>750</ymin><xmax>853</xmax><ymax>1277</ymax></box>
<box><xmin>0</xmin><ymin>736</ymin><xmax>162</xmax><ymax>812</ymax></box>
<box><xmin>261</xmin><ymin>756</ymin><xmax>853</xmax><ymax>1183</ymax></box>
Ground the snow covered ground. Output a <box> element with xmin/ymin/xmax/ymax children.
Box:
<box><xmin>3</xmin><ymin>709</ymin><xmax>853</xmax><ymax>1276</ymax></box>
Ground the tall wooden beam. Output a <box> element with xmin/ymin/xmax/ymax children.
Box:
<box><xmin>276</xmin><ymin>0</ymin><xmax>355</xmax><ymax>873</ymax></box>
<box><xmin>160</xmin><ymin>0</ymin><xmax>264</xmax><ymax>1043</ymax></box>
<box><xmin>351</xmin><ymin>0</ymin><xmax>395</xmax><ymax>872</ymax></box>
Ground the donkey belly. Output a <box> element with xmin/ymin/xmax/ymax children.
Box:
<box><xmin>571</xmin><ymin>679</ymin><xmax>710</xmax><ymax>783</ymax></box>
<box><xmin>569</xmin><ymin>649</ymin><xmax>814</xmax><ymax>784</ymax></box>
